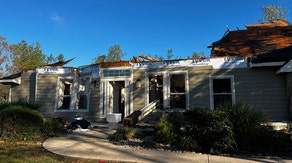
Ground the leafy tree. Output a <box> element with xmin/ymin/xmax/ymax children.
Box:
<box><xmin>10</xmin><ymin>40</ymin><xmax>47</xmax><ymax>72</ymax></box>
<box><xmin>192</xmin><ymin>51</ymin><xmax>205</xmax><ymax>58</ymax></box>
<box><xmin>92</xmin><ymin>54</ymin><xmax>106</xmax><ymax>64</ymax></box>
<box><xmin>0</xmin><ymin>36</ymin><xmax>11</xmax><ymax>102</ymax></box>
<box><xmin>154</xmin><ymin>54</ymin><xmax>164</xmax><ymax>61</ymax></box>
<box><xmin>106</xmin><ymin>44</ymin><xmax>125</xmax><ymax>61</ymax></box>
<box><xmin>0</xmin><ymin>36</ymin><xmax>12</xmax><ymax>76</ymax></box>
<box><xmin>166</xmin><ymin>49</ymin><xmax>173</xmax><ymax>60</ymax></box>
<box><xmin>46</xmin><ymin>53</ymin><xmax>66</xmax><ymax>64</ymax></box>
<box><xmin>259</xmin><ymin>4</ymin><xmax>289</xmax><ymax>23</ymax></box>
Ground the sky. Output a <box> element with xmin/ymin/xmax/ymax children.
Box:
<box><xmin>1</xmin><ymin>0</ymin><xmax>292</xmax><ymax>67</ymax></box>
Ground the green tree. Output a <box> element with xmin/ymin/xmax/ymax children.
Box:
<box><xmin>0</xmin><ymin>36</ymin><xmax>12</xmax><ymax>76</ymax></box>
<box><xmin>106</xmin><ymin>44</ymin><xmax>125</xmax><ymax>61</ymax></box>
<box><xmin>192</xmin><ymin>51</ymin><xmax>205</xmax><ymax>58</ymax></box>
<box><xmin>259</xmin><ymin>4</ymin><xmax>289</xmax><ymax>22</ymax></box>
<box><xmin>46</xmin><ymin>53</ymin><xmax>66</xmax><ymax>64</ymax></box>
<box><xmin>166</xmin><ymin>49</ymin><xmax>173</xmax><ymax>60</ymax></box>
<box><xmin>10</xmin><ymin>40</ymin><xmax>47</xmax><ymax>72</ymax></box>
<box><xmin>0</xmin><ymin>36</ymin><xmax>11</xmax><ymax>102</ymax></box>
<box><xmin>92</xmin><ymin>54</ymin><xmax>106</xmax><ymax>64</ymax></box>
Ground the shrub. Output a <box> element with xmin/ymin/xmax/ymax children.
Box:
<box><xmin>0</xmin><ymin>99</ymin><xmax>41</xmax><ymax>111</ymax></box>
<box><xmin>42</xmin><ymin>118</ymin><xmax>67</xmax><ymax>137</ymax></box>
<box><xmin>175</xmin><ymin>136</ymin><xmax>200</xmax><ymax>152</ymax></box>
<box><xmin>0</xmin><ymin>105</ymin><xmax>44</xmax><ymax>141</ymax></box>
<box><xmin>185</xmin><ymin>109</ymin><xmax>237</xmax><ymax>154</ymax></box>
<box><xmin>141</xmin><ymin>139</ymin><xmax>156</xmax><ymax>149</ymax></box>
<box><xmin>154</xmin><ymin>112</ymin><xmax>176</xmax><ymax>144</ymax></box>
<box><xmin>108</xmin><ymin>127</ymin><xmax>141</xmax><ymax>142</ymax></box>
<box><xmin>250</xmin><ymin>125</ymin><xmax>292</xmax><ymax>155</ymax></box>
<box><xmin>216</xmin><ymin>103</ymin><xmax>267</xmax><ymax>150</ymax></box>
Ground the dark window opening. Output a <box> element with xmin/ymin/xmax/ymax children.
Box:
<box><xmin>212</xmin><ymin>78</ymin><xmax>233</xmax><ymax>109</ymax></box>
<box><xmin>170</xmin><ymin>74</ymin><xmax>186</xmax><ymax>109</ymax></box>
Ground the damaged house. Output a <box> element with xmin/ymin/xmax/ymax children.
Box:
<box><xmin>1</xmin><ymin>20</ymin><xmax>292</xmax><ymax>122</ymax></box>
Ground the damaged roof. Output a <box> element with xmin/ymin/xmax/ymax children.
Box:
<box><xmin>209</xmin><ymin>20</ymin><xmax>292</xmax><ymax>61</ymax></box>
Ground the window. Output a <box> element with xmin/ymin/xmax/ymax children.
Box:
<box><xmin>210</xmin><ymin>76</ymin><xmax>235</xmax><ymax>109</ymax></box>
<box><xmin>57</xmin><ymin>78</ymin><xmax>74</xmax><ymax>110</ymax></box>
<box><xmin>56</xmin><ymin>77</ymin><xmax>90</xmax><ymax>111</ymax></box>
<box><xmin>103</xmin><ymin>69</ymin><xmax>131</xmax><ymax>77</ymax></box>
<box><xmin>170</xmin><ymin>74</ymin><xmax>186</xmax><ymax>109</ymax></box>
<box><xmin>77</xmin><ymin>77</ymin><xmax>90</xmax><ymax>109</ymax></box>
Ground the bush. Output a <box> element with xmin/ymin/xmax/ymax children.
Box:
<box><xmin>250</xmin><ymin>125</ymin><xmax>292</xmax><ymax>155</ymax></box>
<box><xmin>185</xmin><ymin>109</ymin><xmax>237</xmax><ymax>154</ymax></box>
<box><xmin>216</xmin><ymin>103</ymin><xmax>267</xmax><ymax>150</ymax></box>
<box><xmin>108</xmin><ymin>127</ymin><xmax>140</xmax><ymax>142</ymax></box>
<box><xmin>141</xmin><ymin>139</ymin><xmax>156</xmax><ymax>149</ymax></box>
<box><xmin>0</xmin><ymin>105</ymin><xmax>44</xmax><ymax>141</ymax></box>
<box><xmin>0</xmin><ymin>99</ymin><xmax>41</xmax><ymax>111</ymax></box>
<box><xmin>175</xmin><ymin>136</ymin><xmax>200</xmax><ymax>152</ymax></box>
<box><xmin>154</xmin><ymin>112</ymin><xmax>176</xmax><ymax>144</ymax></box>
<box><xmin>42</xmin><ymin>118</ymin><xmax>67</xmax><ymax>137</ymax></box>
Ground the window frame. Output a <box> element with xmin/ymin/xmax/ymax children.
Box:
<box><xmin>76</xmin><ymin>76</ymin><xmax>91</xmax><ymax>110</ymax></box>
<box><xmin>54</xmin><ymin>76</ymin><xmax>90</xmax><ymax>112</ymax></box>
<box><xmin>209</xmin><ymin>75</ymin><xmax>235</xmax><ymax>110</ymax></box>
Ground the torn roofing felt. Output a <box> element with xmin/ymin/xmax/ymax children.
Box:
<box><xmin>209</xmin><ymin>20</ymin><xmax>292</xmax><ymax>63</ymax></box>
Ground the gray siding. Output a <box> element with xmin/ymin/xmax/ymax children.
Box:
<box><xmin>230</xmin><ymin>68</ymin><xmax>288</xmax><ymax>121</ymax></box>
<box><xmin>132</xmin><ymin>66</ymin><xmax>288</xmax><ymax>121</ymax></box>
<box><xmin>11</xmin><ymin>71</ymin><xmax>36</xmax><ymax>103</ymax></box>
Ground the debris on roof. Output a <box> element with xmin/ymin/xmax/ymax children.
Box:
<box><xmin>138</xmin><ymin>54</ymin><xmax>160</xmax><ymax>62</ymax></box>
<box><xmin>209</xmin><ymin>20</ymin><xmax>292</xmax><ymax>58</ymax></box>
<box><xmin>100</xmin><ymin>61</ymin><xmax>131</xmax><ymax>68</ymax></box>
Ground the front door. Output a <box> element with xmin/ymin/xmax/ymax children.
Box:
<box><xmin>100</xmin><ymin>80</ymin><xmax>131</xmax><ymax>120</ymax></box>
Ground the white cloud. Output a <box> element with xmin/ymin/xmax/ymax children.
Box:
<box><xmin>50</xmin><ymin>13</ymin><xmax>65</xmax><ymax>25</ymax></box>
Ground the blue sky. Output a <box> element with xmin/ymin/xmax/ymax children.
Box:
<box><xmin>1</xmin><ymin>0</ymin><xmax>292</xmax><ymax>67</ymax></box>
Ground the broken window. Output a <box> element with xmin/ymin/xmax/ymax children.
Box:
<box><xmin>210</xmin><ymin>76</ymin><xmax>235</xmax><ymax>109</ymax></box>
<box><xmin>77</xmin><ymin>77</ymin><xmax>90</xmax><ymax>109</ymax></box>
<box><xmin>56</xmin><ymin>77</ymin><xmax>90</xmax><ymax>111</ymax></box>
<box><xmin>149</xmin><ymin>74</ymin><xmax>163</xmax><ymax>104</ymax></box>
<box><xmin>170</xmin><ymin>74</ymin><xmax>186</xmax><ymax>109</ymax></box>
<box><xmin>57</xmin><ymin>78</ymin><xmax>73</xmax><ymax>110</ymax></box>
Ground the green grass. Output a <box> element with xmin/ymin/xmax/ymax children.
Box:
<box><xmin>0</xmin><ymin>141</ymin><xmax>129</xmax><ymax>163</ymax></box>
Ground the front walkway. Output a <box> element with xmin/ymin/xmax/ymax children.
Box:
<box><xmin>43</xmin><ymin>125</ymin><xmax>291</xmax><ymax>163</ymax></box>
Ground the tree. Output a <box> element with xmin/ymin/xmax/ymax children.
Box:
<box><xmin>166</xmin><ymin>49</ymin><xmax>173</xmax><ymax>60</ymax></box>
<box><xmin>259</xmin><ymin>4</ymin><xmax>289</xmax><ymax>23</ymax></box>
<box><xmin>0</xmin><ymin>36</ymin><xmax>11</xmax><ymax>102</ymax></box>
<box><xmin>106</xmin><ymin>44</ymin><xmax>125</xmax><ymax>61</ymax></box>
<box><xmin>0</xmin><ymin>36</ymin><xmax>12</xmax><ymax>76</ymax></box>
<box><xmin>192</xmin><ymin>51</ymin><xmax>205</xmax><ymax>58</ymax></box>
<box><xmin>93</xmin><ymin>54</ymin><xmax>106</xmax><ymax>64</ymax></box>
<box><xmin>10</xmin><ymin>40</ymin><xmax>47</xmax><ymax>72</ymax></box>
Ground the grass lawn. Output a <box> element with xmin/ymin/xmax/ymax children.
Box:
<box><xmin>0</xmin><ymin>141</ymin><xmax>125</xmax><ymax>163</ymax></box>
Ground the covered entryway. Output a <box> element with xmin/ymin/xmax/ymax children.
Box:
<box><xmin>100</xmin><ymin>79</ymin><xmax>132</xmax><ymax>123</ymax></box>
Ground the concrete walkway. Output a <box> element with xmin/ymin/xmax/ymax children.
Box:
<box><xmin>43</xmin><ymin>127</ymin><xmax>292</xmax><ymax>163</ymax></box>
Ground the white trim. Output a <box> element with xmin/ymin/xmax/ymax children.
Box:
<box><xmin>132</xmin><ymin>57</ymin><xmax>247</xmax><ymax>69</ymax></box>
<box><xmin>37</xmin><ymin>67</ymin><xmax>73</xmax><ymax>74</ymax></box>
<box><xmin>54</xmin><ymin>76</ymin><xmax>89</xmax><ymax>113</ymax></box>
<box><xmin>209</xmin><ymin>75</ymin><xmax>235</xmax><ymax>110</ymax></box>
<box><xmin>145</xmin><ymin>70</ymin><xmax>189</xmax><ymax>110</ymax></box>
<box><xmin>0</xmin><ymin>77</ymin><xmax>21</xmax><ymax>85</ymax></box>
<box><xmin>276</xmin><ymin>60</ymin><xmax>292</xmax><ymax>74</ymax></box>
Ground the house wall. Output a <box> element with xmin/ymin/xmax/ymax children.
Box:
<box><xmin>10</xmin><ymin>70</ymin><xmax>36</xmax><ymax>103</ymax></box>
<box><xmin>36</xmin><ymin>73</ymin><xmax>102</xmax><ymax>122</ymax></box>
<box><xmin>212</xmin><ymin>67</ymin><xmax>288</xmax><ymax>121</ymax></box>
<box><xmin>132</xmin><ymin>66</ymin><xmax>288</xmax><ymax>121</ymax></box>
